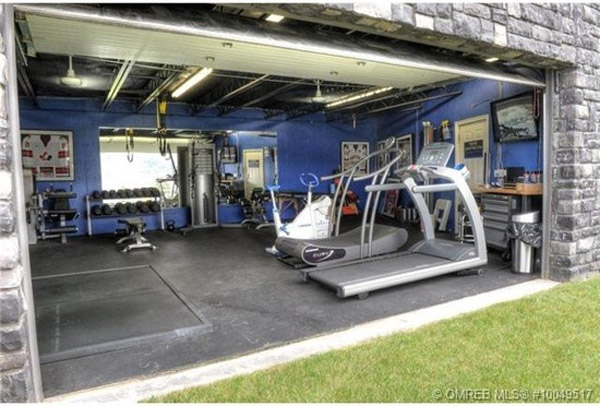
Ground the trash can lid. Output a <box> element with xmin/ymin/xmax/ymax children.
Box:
<box><xmin>512</xmin><ymin>211</ymin><xmax>540</xmax><ymax>223</ymax></box>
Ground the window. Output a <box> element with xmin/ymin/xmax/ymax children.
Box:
<box><xmin>99</xmin><ymin>135</ymin><xmax>185</xmax><ymax>206</ymax></box>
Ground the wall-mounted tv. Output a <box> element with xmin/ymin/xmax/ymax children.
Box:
<box><xmin>491</xmin><ymin>91</ymin><xmax>540</xmax><ymax>143</ymax></box>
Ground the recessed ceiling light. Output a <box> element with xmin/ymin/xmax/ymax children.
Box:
<box><xmin>265</xmin><ymin>14</ymin><xmax>285</xmax><ymax>23</ymax></box>
<box><xmin>330</xmin><ymin>71</ymin><xmax>339</xmax><ymax>76</ymax></box>
<box><xmin>222</xmin><ymin>42</ymin><xmax>233</xmax><ymax>49</ymax></box>
<box><xmin>172</xmin><ymin>68</ymin><xmax>213</xmax><ymax>99</ymax></box>
<box><xmin>205</xmin><ymin>56</ymin><xmax>215</xmax><ymax>63</ymax></box>
<box><xmin>357</xmin><ymin>61</ymin><xmax>366</xmax><ymax>67</ymax></box>
<box><xmin>485</xmin><ymin>57</ymin><xmax>499</xmax><ymax>63</ymax></box>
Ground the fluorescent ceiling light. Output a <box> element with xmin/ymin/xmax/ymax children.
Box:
<box><xmin>326</xmin><ymin>87</ymin><xmax>393</xmax><ymax>108</ymax></box>
<box><xmin>485</xmin><ymin>57</ymin><xmax>499</xmax><ymax>63</ymax></box>
<box><xmin>265</xmin><ymin>14</ymin><xmax>285</xmax><ymax>23</ymax></box>
<box><xmin>172</xmin><ymin>68</ymin><xmax>213</xmax><ymax>98</ymax></box>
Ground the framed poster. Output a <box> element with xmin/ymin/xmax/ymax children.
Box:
<box><xmin>395</xmin><ymin>134</ymin><xmax>413</xmax><ymax>170</ymax></box>
<box><xmin>341</xmin><ymin>141</ymin><xmax>369</xmax><ymax>176</ymax></box>
<box><xmin>382</xmin><ymin>189</ymin><xmax>399</xmax><ymax>218</ymax></box>
<box><xmin>21</xmin><ymin>130</ymin><xmax>74</xmax><ymax>181</ymax></box>
<box><xmin>376</xmin><ymin>140</ymin><xmax>390</xmax><ymax>169</ymax></box>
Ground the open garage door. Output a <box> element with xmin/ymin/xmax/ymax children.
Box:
<box><xmin>16</xmin><ymin>4</ymin><xmax>544</xmax><ymax>92</ymax></box>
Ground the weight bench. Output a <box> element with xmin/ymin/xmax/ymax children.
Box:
<box><xmin>117</xmin><ymin>218</ymin><xmax>156</xmax><ymax>253</ymax></box>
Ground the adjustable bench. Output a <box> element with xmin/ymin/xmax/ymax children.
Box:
<box><xmin>117</xmin><ymin>218</ymin><xmax>156</xmax><ymax>253</ymax></box>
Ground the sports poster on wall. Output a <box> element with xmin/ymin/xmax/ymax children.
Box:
<box><xmin>341</xmin><ymin>141</ymin><xmax>369</xmax><ymax>176</ymax></box>
<box><xmin>395</xmin><ymin>134</ymin><xmax>413</xmax><ymax>170</ymax></box>
<box><xmin>21</xmin><ymin>130</ymin><xmax>74</xmax><ymax>181</ymax></box>
<box><xmin>376</xmin><ymin>140</ymin><xmax>390</xmax><ymax>169</ymax></box>
<box><xmin>382</xmin><ymin>189</ymin><xmax>399</xmax><ymax>218</ymax></box>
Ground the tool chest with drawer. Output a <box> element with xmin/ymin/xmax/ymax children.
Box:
<box><xmin>481</xmin><ymin>194</ymin><xmax>521</xmax><ymax>250</ymax></box>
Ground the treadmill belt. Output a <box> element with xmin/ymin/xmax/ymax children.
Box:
<box><xmin>309</xmin><ymin>253</ymin><xmax>450</xmax><ymax>286</ymax></box>
<box><xmin>33</xmin><ymin>265</ymin><xmax>212</xmax><ymax>364</ymax></box>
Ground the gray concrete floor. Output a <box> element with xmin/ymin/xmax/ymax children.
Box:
<box><xmin>29</xmin><ymin>220</ymin><xmax>535</xmax><ymax>397</ymax></box>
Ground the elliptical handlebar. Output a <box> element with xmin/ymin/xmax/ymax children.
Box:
<box><xmin>300</xmin><ymin>172</ymin><xmax>319</xmax><ymax>188</ymax></box>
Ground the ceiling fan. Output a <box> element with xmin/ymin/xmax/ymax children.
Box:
<box><xmin>278</xmin><ymin>80</ymin><xmax>348</xmax><ymax>104</ymax></box>
<box><xmin>60</xmin><ymin>55</ymin><xmax>83</xmax><ymax>87</ymax></box>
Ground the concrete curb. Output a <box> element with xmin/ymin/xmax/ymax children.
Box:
<box><xmin>46</xmin><ymin>279</ymin><xmax>559</xmax><ymax>403</ymax></box>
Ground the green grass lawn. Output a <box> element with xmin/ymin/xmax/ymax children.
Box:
<box><xmin>151</xmin><ymin>277</ymin><xmax>600</xmax><ymax>403</ymax></box>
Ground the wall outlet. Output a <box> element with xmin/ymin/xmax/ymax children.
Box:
<box><xmin>494</xmin><ymin>169</ymin><xmax>507</xmax><ymax>178</ymax></box>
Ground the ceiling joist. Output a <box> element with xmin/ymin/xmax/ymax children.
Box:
<box><xmin>103</xmin><ymin>59</ymin><xmax>135</xmax><ymax>110</ymax></box>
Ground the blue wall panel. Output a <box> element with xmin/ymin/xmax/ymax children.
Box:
<box><xmin>375</xmin><ymin>79</ymin><xmax>542</xmax><ymax>232</ymax></box>
<box><xmin>20</xmin><ymin>98</ymin><xmax>377</xmax><ymax>235</ymax></box>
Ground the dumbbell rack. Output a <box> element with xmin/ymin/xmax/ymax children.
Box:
<box><xmin>85</xmin><ymin>194</ymin><xmax>165</xmax><ymax>236</ymax></box>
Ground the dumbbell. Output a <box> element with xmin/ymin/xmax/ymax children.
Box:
<box><xmin>91</xmin><ymin>205</ymin><xmax>102</xmax><ymax>216</ymax></box>
<box><xmin>108</xmin><ymin>190</ymin><xmax>118</xmax><ymax>199</ymax></box>
<box><xmin>101</xmin><ymin>190</ymin><xmax>111</xmax><ymax>199</ymax></box>
<box><xmin>114</xmin><ymin>202</ymin><xmax>127</xmax><ymax>215</ymax></box>
<box><xmin>117</xmin><ymin>189</ymin><xmax>127</xmax><ymax>198</ymax></box>
<box><xmin>101</xmin><ymin>203</ymin><xmax>113</xmax><ymax>216</ymax></box>
<box><xmin>136</xmin><ymin>201</ymin><xmax>151</xmax><ymax>213</ymax></box>
<box><xmin>150</xmin><ymin>187</ymin><xmax>161</xmax><ymax>197</ymax></box>
<box><xmin>92</xmin><ymin>190</ymin><xmax>102</xmax><ymax>199</ymax></box>
<box><xmin>125</xmin><ymin>202</ymin><xmax>138</xmax><ymax>214</ymax></box>
<box><xmin>141</xmin><ymin>188</ymin><xmax>151</xmax><ymax>197</ymax></box>
<box><xmin>166</xmin><ymin>220</ymin><xmax>176</xmax><ymax>232</ymax></box>
<box><xmin>133</xmin><ymin>188</ymin><xmax>143</xmax><ymax>197</ymax></box>
<box><xmin>149</xmin><ymin>201</ymin><xmax>161</xmax><ymax>212</ymax></box>
<box><xmin>125</xmin><ymin>189</ymin><xmax>135</xmax><ymax>198</ymax></box>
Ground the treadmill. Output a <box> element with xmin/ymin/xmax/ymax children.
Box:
<box><xmin>275</xmin><ymin>137</ymin><xmax>409</xmax><ymax>268</ymax></box>
<box><xmin>301</xmin><ymin>142</ymin><xmax>487</xmax><ymax>299</ymax></box>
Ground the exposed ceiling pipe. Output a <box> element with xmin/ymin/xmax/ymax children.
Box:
<box><xmin>137</xmin><ymin>70</ymin><xmax>180</xmax><ymax>111</ymax></box>
<box><xmin>195</xmin><ymin>74</ymin><xmax>270</xmax><ymax>114</ymax></box>
<box><xmin>103</xmin><ymin>59</ymin><xmax>135</xmax><ymax>110</ymax></box>
<box><xmin>220</xmin><ymin>80</ymin><xmax>305</xmax><ymax>116</ymax></box>
<box><xmin>16</xmin><ymin>60</ymin><xmax>38</xmax><ymax>107</ymax></box>
<box><xmin>337</xmin><ymin>90</ymin><xmax>462</xmax><ymax>122</ymax></box>
<box><xmin>326</xmin><ymin>78</ymin><xmax>469</xmax><ymax>113</ymax></box>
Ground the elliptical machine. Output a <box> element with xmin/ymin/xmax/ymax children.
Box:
<box><xmin>265</xmin><ymin>173</ymin><xmax>332</xmax><ymax>255</ymax></box>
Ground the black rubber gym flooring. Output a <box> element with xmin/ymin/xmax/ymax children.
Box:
<box><xmin>29</xmin><ymin>221</ymin><xmax>536</xmax><ymax>397</ymax></box>
<box><xmin>33</xmin><ymin>265</ymin><xmax>211</xmax><ymax>364</ymax></box>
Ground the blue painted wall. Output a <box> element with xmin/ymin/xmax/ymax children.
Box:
<box><xmin>375</xmin><ymin>78</ymin><xmax>543</xmax><ymax>232</ymax></box>
<box><xmin>20</xmin><ymin>98</ymin><xmax>378</xmax><ymax>235</ymax></box>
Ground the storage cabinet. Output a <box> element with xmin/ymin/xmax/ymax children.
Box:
<box><xmin>481</xmin><ymin>194</ymin><xmax>520</xmax><ymax>250</ymax></box>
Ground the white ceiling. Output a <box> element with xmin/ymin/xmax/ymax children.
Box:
<box><xmin>26</xmin><ymin>14</ymin><xmax>459</xmax><ymax>89</ymax></box>
<box><xmin>20</xmin><ymin>5</ymin><xmax>544</xmax><ymax>90</ymax></box>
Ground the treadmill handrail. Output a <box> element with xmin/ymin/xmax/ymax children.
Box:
<box><xmin>411</xmin><ymin>183</ymin><xmax>457</xmax><ymax>193</ymax></box>
<box><xmin>364</xmin><ymin>182</ymin><xmax>405</xmax><ymax>193</ymax></box>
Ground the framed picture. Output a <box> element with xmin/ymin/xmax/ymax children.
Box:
<box><xmin>21</xmin><ymin>130</ymin><xmax>74</xmax><ymax>181</ymax></box>
<box><xmin>382</xmin><ymin>189</ymin><xmax>399</xmax><ymax>218</ymax></box>
<box><xmin>395</xmin><ymin>134</ymin><xmax>413</xmax><ymax>170</ymax></box>
<box><xmin>341</xmin><ymin>141</ymin><xmax>369</xmax><ymax>176</ymax></box>
<box><xmin>376</xmin><ymin>140</ymin><xmax>390</xmax><ymax>169</ymax></box>
<box><xmin>491</xmin><ymin>91</ymin><xmax>540</xmax><ymax>143</ymax></box>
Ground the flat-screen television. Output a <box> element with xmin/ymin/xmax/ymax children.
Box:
<box><xmin>491</xmin><ymin>91</ymin><xmax>540</xmax><ymax>143</ymax></box>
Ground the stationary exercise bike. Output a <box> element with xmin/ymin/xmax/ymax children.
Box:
<box><xmin>265</xmin><ymin>173</ymin><xmax>332</xmax><ymax>255</ymax></box>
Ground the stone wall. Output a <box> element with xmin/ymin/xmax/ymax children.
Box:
<box><xmin>0</xmin><ymin>4</ymin><xmax>39</xmax><ymax>402</ymax></box>
<box><xmin>1</xmin><ymin>2</ymin><xmax>600</xmax><ymax>402</ymax></box>
<box><xmin>244</xmin><ymin>2</ymin><xmax>600</xmax><ymax>281</ymax></box>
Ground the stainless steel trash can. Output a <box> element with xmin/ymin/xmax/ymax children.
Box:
<box><xmin>511</xmin><ymin>211</ymin><xmax>540</xmax><ymax>274</ymax></box>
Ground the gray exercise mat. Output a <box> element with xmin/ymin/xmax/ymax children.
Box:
<box><xmin>33</xmin><ymin>265</ymin><xmax>212</xmax><ymax>364</ymax></box>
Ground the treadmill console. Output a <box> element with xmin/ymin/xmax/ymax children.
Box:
<box><xmin>416</xmin><ymin>143</ymin><xmax>454</xmax><ymax>167</ymax></box>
